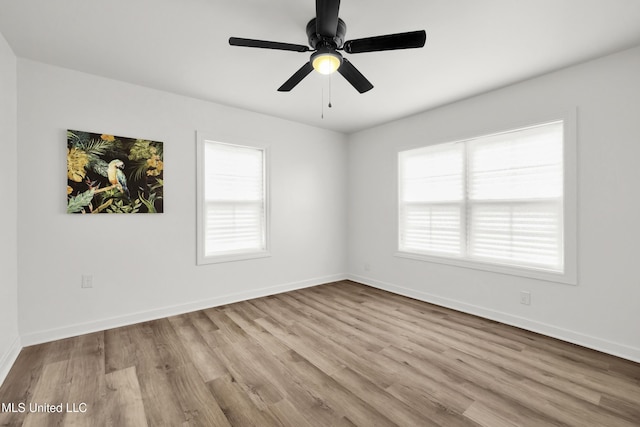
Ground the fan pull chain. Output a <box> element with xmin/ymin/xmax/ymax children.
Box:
<box><xmin>321</xmin><ymin>75</ymin><xmax>335</xmax><ymax>119</ymax></box>
<box><xmin>321</xmin><ymin>75</ymin><xmax>333</xmax><ymax>119</ymax></box>
<box><xmin>328</xmin><ymin>75</ymin><xmax>332</xmax><ymax>108</ymax></box>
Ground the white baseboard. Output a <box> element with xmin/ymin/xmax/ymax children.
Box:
<box><xmin>0</xmin><ymin>335</ymin><xmax>22</xmax><ymax>388</ymax></box>
<box><xmin>348</xmin><ymin>274</ymin><xmax>640</xmax><ymax>364</ymax></box>
<box><xmin>21</xmin><ymin>274</ymin><xmax>347</xmax><ymax>347</ymax></box>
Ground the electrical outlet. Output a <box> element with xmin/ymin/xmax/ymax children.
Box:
<box><xmin>81</xmin><ymin>275</ymin><xmax>93</xmax><ymax>288</ymax></box>
<box><xmin>520</xmin><ymin>291</ymin><xmax>531</xmax><ymax>305</ymax></box>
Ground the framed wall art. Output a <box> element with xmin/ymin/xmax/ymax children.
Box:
<box><xmin>67</xmin><ymin>130</ymin><xmax>164</xmax><ymax>214</ymax></box>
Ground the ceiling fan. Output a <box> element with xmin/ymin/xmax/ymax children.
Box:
<box><xmin>229</xmin><ymin>0</ymin><xmax>426</xmax><ymax>94</ymax></box>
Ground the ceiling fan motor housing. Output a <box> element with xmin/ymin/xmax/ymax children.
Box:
<box><xmin>306</xmin><ymin>18</ymin><xmax>346</xmax><ymax>49</ymax></box>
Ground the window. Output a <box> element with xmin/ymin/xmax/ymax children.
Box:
<box><xmin>398</xmin><ymin>119</ymin><xmax>576</xmax><ymax>283</ymax></box>
<box><xmin>197</xmin><ymin>133</ymin><xmax>269</xmax><ymax>264</ymax></box>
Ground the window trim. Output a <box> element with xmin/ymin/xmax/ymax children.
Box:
<box><xmin>196</xmin><ymin>131</ymin><xmax>271</xmax><ymax>265</ymax></box>
<box><xmin>395</xmin><ymin>110</ymin><xmax>578</xmax><ymax>285</ymax></box>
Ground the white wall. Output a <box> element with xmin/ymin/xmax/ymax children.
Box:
<box><xmin>0</xmin><ymin>31</ymin><xmax>20</xmax><ymax>384</ymax></box>
<box><xmin>347</xmin><ymin>46</ymin><xmax>640</xmax><ymax>362</ymax></box>
<box><xmin>17</xmin><ymin>60</ymin><xmax>347</xmax><ymax>344</ymax></box>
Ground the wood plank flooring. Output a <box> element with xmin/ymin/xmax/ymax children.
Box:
<box><xmin>1</xmin><ymin>280</ymin><xmax>639</xmax><ymax>426</ymax></box>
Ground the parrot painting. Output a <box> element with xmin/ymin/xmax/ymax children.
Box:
<box><xmin>67</xmin><ymin>129</ymin><xmax>163</xmax><ymax>214</ymax></box>
<box><xmin>107</xmin><ymin>159</ymin><xmax>130</xmax><ymax>198</ymax></box>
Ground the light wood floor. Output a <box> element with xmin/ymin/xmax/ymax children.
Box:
<box><xmin>1</xmin><ymin>281</ymin><xmax>639</xmax><ymax>427</ymax></box>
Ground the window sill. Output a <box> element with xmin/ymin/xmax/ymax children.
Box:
<box><xmin>395</xmin><ymin>251</ymin><xmax>576</xmax><ymax>285</ymax></box>
<box><xmin>198</xmin><ymin>251</ymin><xmax>271</xmax><ymax>265</ymax></box>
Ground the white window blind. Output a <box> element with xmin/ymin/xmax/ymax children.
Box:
<box><xmin>399</xmin><ymin>121</ymin><xmax>564</xmax><ymax>273</ymax></box>
<box><xmin>203</xmin><ymin>141</ymin><xmax>267</xmax><ymax>258</ymax></box>
<box><xmin>399</xmin><ymin>143</ymin><xmax>464</xmax><ymax>255</ymax></box>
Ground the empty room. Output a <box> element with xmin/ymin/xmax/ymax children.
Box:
<box><xmin>1</xmin><ymin>0</ymin><xmax>640</xmax><ymax>426</ymax></box>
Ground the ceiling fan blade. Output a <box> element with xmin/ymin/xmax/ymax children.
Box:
<box><xmin>278</xmin><ymin>62</ymin><xmax>314</xmax><ymax>92</ymax></box>
<box><xmin>316</xmin><ymin>0</ymin><xmax>341</xmax><ymax>37</ymax></box>
<box><xmin>229</xmin><ymin>37</ymin><xmax>310</xmax><ymax>52</ymax></box>
<box><xmin>337</xmin><ymin>58</ymin><xmax>373</xmax><ymax>93</ymax></box>
<box><xmin>343</xmin><ymin>30</ymin><xmax>426</xmax><ymax>54</ymax></box>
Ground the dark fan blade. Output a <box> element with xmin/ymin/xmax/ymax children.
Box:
<box><xmin>278</xmin><ymin>62</ymin><xmax>314</xmax><ymax>92</ymax></box>
<box><xmin>343</xmin><ymin>30</ymin><xmax>426</xmax><ymax>54</ymax></box>
<box><xmin>229</xmin><ymin>37</ymin><xmax>309</xmax><ymax>52</ymax></box>
<box><xmin>337</xmin><ymin>58</ymin><xmax>373</xmax><ymax>93</ymax></box>
<box><xmin>316</xmin><ymin>0</ymin><xmax>341</xmax><ymax>37</ymax></box>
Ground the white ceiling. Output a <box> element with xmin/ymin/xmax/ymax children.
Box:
<box><xmin>1</xmin><ymin>0</ymin><xmax>640</xmax><ymax>133</ymax></box>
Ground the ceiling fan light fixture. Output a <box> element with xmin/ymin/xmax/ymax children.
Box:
<box><xmin>311</xmin><ymin>48</ymin><xmax>342</xmax><ymax>75</ymax></box>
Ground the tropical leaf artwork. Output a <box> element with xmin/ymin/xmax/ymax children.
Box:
<box><xmin>67</xmin><ymin>130</ymin><xmax>164</xmax><ymax>214</ymax></box>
